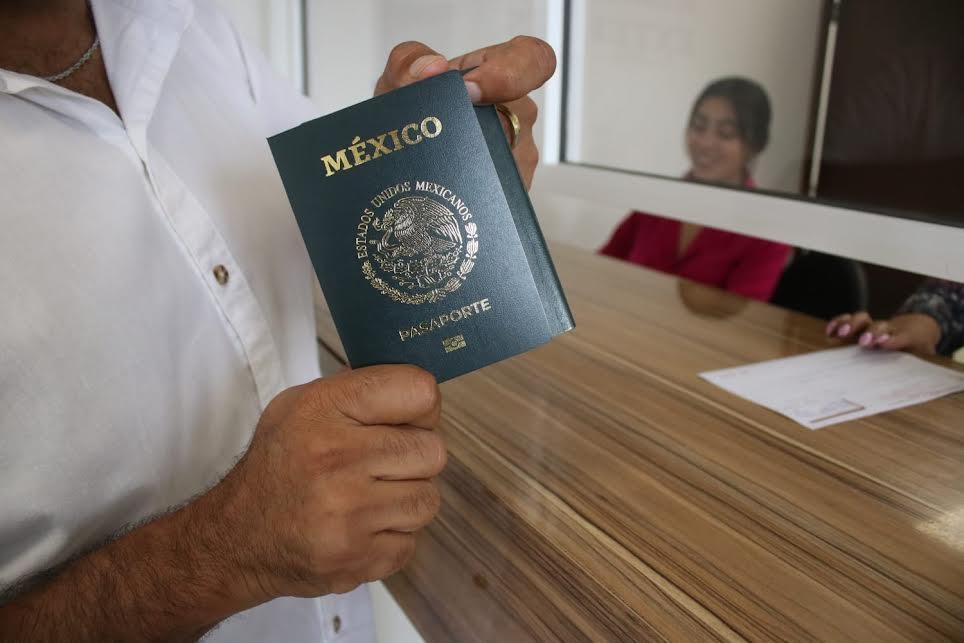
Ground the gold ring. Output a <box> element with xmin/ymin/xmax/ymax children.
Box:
<box><xmin>496</xmin><ymin>103</ymin><xmax>521</xmax><ymax>150</ymax></box>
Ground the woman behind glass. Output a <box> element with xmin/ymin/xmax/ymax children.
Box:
<box><xmin>600</xmin><ymin>77</ymin><xmax>791</xmax><ymax>301</ymax></box>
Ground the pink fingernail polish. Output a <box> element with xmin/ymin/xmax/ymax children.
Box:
<box><xmin>837</xmin><ymin>324</ymin><xmax>851</xmax><ymax>337</ymax></box>
<box><xmin>875</xmin><ymin>334</ymin><xmax>891</xmax><ymax>345</ymax></box>
<box><xmin>859</xmin><ymin>332</ymin><xmax>873</xmax><ymax>346</ymax></box>
<box><xmin>464</xmin><ymin>80</ymin><xmax>482</xmax><ymax>103</ymax></box>
<box><xmin>825</xmin><ymin>322</ymin><xmax>836</xmax><ymax>335</ymax></box>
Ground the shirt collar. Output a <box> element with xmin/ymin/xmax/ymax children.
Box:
<box><xmin>0</xmin><ymin>0</ymin><xmax>194</xmax><ymax>149</ymax></box>
<box><xmin>0</xmin><ymin>68</ymin><xmax>44</xmax><ymax>94</ymax></box>
<box><xmin>93</xmin><ymin>0</ymin><xmax>194</xmax><ymax>145</ymax></box>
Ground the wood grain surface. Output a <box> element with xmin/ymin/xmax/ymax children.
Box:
<box><xmin>317</xmin><ymin>244</ymin><xmax>964</xmax><ymax>642</ymax></box>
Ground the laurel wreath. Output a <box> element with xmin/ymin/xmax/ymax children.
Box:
<box><xmin>374</xmin><ymin>248</ymin><xmax>460</xmax><ymax>291</ymax></box>
<box><xmin>363</xmin><ymin>221</ymin><xmax>478</xmax><ymax>305</ymax></box>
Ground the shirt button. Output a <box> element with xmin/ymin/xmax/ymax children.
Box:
<box><xmin>332</xmin><ymin>614</ymin><xmax>342</xmax><ymax>634</ymax></box>
<box><xmin>212</xmin><ymin>264</ymin><xmax>229</xmax><ymax>286</ymax></box>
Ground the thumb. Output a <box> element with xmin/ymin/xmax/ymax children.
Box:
<box><xmin>375</xmin><ymin>41</ymin><xmax>449</xmax><ymax>96</ymax></box>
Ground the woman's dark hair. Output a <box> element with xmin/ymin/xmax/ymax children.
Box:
<box><xmin>691</xmin><ymin>77</ymin><xmax>771</xmax><ymax>153</ymax></box>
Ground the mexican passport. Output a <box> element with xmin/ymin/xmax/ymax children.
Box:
<box><xmin>268</xmin><ymin>71</ymin><xmax>573</xmax><ymax>382</ymax></box>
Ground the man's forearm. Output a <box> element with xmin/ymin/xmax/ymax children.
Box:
<box><xmin>0</xmin><ymin>482</ymin><xmax>263</xmax><ymax>642</ymax></box>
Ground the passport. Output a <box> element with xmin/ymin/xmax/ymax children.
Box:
<box><xmin>268</xmin><ymin>70</ymin><xmax>574</xmax><ymax>382</ymax></box>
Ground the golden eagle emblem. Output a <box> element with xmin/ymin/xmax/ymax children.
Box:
<box><xmin>373</xmin><ymin>196</ymin><xmax>462</xmax><ymax>288</ymax></box>
<box><xmin>361</xmin><ymin>192</ymin><xmax>479</xmax><ymax>305</ymax></box>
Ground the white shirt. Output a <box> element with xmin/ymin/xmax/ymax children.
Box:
<box><xmin>0</xmin><ymin>1</ymin><xmax>374</xmax><ymax>641</ymax></box>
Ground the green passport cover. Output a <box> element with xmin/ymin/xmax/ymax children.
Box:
<box><xmin>268</xmin><ymin>70</ymin><xmax>574</xmax><ymax>382</ymax></box>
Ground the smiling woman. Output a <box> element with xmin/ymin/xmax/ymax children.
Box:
<box><xmin>686</xmin><ymin>77</ymin><xmax>771</xmax><ymax>187</ymax></box>
<box><xmin>598</xmin><ymin>77</ymin><xmax>791</xmax><ymax>302</ymax></box>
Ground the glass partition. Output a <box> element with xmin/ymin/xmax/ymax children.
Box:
<box><xmin>564</xmin><ymin>0</ymin><xmax>964</xmax><ymax>227</ymax></box>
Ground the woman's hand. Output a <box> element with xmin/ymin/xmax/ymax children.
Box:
<box><xmin>826</xmin><ymin>312</ymin><xmax>941</xmax><ymax>355</ymax></box>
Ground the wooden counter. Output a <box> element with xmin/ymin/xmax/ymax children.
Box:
<box><xmin>317</xmin><ymin>244</ymin><xmax>964</xmax><ymax>642</ymax></box>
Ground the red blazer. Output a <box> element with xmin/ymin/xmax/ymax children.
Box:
<box><xmin>599</xmin><ymin>211</ymin><xmax>791</xmax><ymax>302</ymax></box>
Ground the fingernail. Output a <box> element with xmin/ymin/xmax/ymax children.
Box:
<box><xmin>464</xmin><ymin>80</ymin><xmax>482</xmax><ymax>103</ymax></box>
<box><xmin>409</xmin><ymin>54</ymin><xmax>446</xmax><ymax>78</ymax></box>
<box><xmin>859</xmin><ymin>332</ymin><xmax>873</xmax><ymax>347</ymax></box>
<box><xmin>875</xmin><ymin>334</ymin><xmax>891</xmax><ymax>345</ymax></box>
<box><xmin>837</xmin><ymin>324</ymin><xmax>851</xmax><ymax>337</ymax></box>
<box><xmin>825</xmin><ymin>321</ymin><xmax>837</xmax><ymax>335</ymax></box>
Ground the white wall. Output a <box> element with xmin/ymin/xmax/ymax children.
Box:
<box><xmin>308</xmin><ymin>0</ymin><xmax>545</xmax><ymax>113</ymax></box>
<box><xmin>305</xmin><ymin>0</ymin><xmax>550</xmax><ymax>116</ymax></box>
<box><xmin>570</xmin><ymin>0</ymin><xmax>825</xmax><ymax>193</ymax></box>
<box><xmin>217</xmin><ymin>0</ymin><xmax>271</xmax><ymax>53</ymax></box>
<box><xmin>215</xmin><ymin>0</ymin><xmax>303</xmax><ymax>88</ymax></box>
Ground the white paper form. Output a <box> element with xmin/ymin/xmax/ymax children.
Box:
<box><xmin>700</xmin><ymin>346</ymin><xmax>964</xmax><ymax>430</ymax></box>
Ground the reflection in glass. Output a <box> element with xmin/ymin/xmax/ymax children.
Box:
<box><xmin>568</xmin><ymin>0</ymin><xmax>824</xmax><ymax>193</ymax></box>
<box><xmin>677</xmin><ymin>280</ymin><xmax>749</xmax><ymax>319</ymax></box>
<box><xmin>686</xmin><ymin>78</ymin><xmax>770</xmax><ymax>188</ymax></box>
<box><xmin>599</xmin><ymin>78</ymin><xmax>791</xmax><ymax>302</ymax></box>
<box><xmin>566</xmin><ymin>0</ymin><xmax>964</xmax><ymax>226</ymax></box>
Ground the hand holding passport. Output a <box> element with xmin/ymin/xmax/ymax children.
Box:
<box><xmin>269</xmin><ymin>70</ymin><xmax>573</xmax><ymax>381</ymax></box>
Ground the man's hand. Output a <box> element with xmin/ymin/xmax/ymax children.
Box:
<box><xmin>826</xmin><ymin>312</ymin><xmax>942</xmax><ymax>355</ymax></box>
<box><xmin>0</xmin><ymin>365</ymin><xmax>445</xmax><ymax>641</ymax></box>
<box><xmin>374</xmin><ymin>37</ymin><xmax>557</xmax><ymax>189</ymax></box>
<box><xmin>216</xmin><ymin>365</ymin><xmax>445</xmax><ymax>601</ymax></box>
